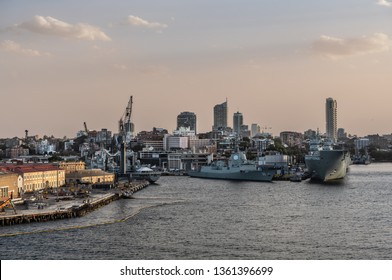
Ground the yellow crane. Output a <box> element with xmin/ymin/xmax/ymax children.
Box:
<box><xmin>0</xmin><ymin>198</ymin><xmax>17</xmax><ymax>215</ymax></box>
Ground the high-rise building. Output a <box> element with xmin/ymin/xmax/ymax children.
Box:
<box><xmin>326</xmin><ymin>97</ymin><xmax>337</xmax><ymax>141</ymax></box>
<box><xmin>233</xmin><ymin>111</ymin><xmax>243</xmax><ymax>136</ymax></box>
<box><xmin>213</xmin><ymin>99</ymin><xmax>228</xmax><ymax>131</ymax></box>
<box><xmin>177</xmin><ymin>111</ymin><xmax>197</xmax><ymax>133</ymax></box>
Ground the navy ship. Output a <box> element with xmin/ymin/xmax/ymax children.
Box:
<box><xmin>188</xmin><ymin>151</ymin><xmax>275</xmax><ymax>182</ymax></box>
<box><xmin>305</xmin><ymin>139</ymin><xmax>351</xmax><ymax>182</ymax></box>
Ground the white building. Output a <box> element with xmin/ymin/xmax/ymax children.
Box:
<box><xmin>163</xmin><ymin>135</ymin><xmax>189</xmax><ymax>151</ymax></box>
<box><xmin>258</xmin><ymin>152</ymin><xmax>289</xmax><ymax>167</ymax></box>
<box><xmin>36</xmin><ymin>139</ymin><xmax>56</xmax><ymax>155</ymax></box>
<box><xmin>173</xmin><ymin>127</ymin><xmax>196</xmax><ymax>137</ymax></box>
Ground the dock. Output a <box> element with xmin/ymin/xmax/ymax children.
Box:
<box><xmin>0</xmin><ymin>180</ymin><xmax>150</xmax><ymax>227</ymax></box>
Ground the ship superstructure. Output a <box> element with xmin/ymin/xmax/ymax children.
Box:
<box><xmin>188</xmin><ymin>149</ymin><xmax>274</xmax><ymax>182</ymax></box>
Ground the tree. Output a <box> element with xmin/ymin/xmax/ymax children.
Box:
<box><xmin>267</xmin><ymin>138</ymin><xmax>287</xmax><ymax>154</ymax></box>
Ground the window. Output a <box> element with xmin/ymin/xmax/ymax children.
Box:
<box><xmin>0</xmin><ymin>186</ymin><xmax>9</xmax><ymax>198</ymax></box>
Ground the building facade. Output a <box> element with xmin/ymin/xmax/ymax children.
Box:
<box><xmin>213</xmin><ymin>99</ymin><xmax>228</xmax><ymax>131</ymax></box>
<box><xmin>163</xmin><ymin>135</ymin><xmax>189</xmax><ymax>151</ymax></box>
<box><xmin>233</xmin><ymin>111</ymin><xmax>243</xmax><ymax>137</ymax></box>
<box><xmin>326</xmin><ymin>97</ymin><xmax>337</xmax><ymax>142</ymax></box>
<box><xmin>0</xmin><ymin>164</ymin><xmax>66</xmax><ymax>193</ymax></box>
<box><xmin>177</xmin><ymin>112</ymin><xmax>197</xmax><ymax>134</ymax></box>
<box><xmin>65</xmin><ymin>169</ymin><xmax>114</xmax><ymax>185</ymax></box>
<box><xmin>0</xmin><ymin>171</ymin><xmax>19</xmax><ymax>199</ymax></box>
<box><xmin>57</xmin><ymin>161</ymin><xmax>86</xmax><ymax>174</ymax></box>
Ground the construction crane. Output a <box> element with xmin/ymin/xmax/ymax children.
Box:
<box><xmin>117</xmin><ymin>96</ymin><xmax>134</xmax><ymax>175</ymax></box>
<box><xmin>83</xmin><ymin>122</ymin><xmax>89</xmax><ymax>134</ymax></box>
<box><xmin>118</xmin><ymin>96</ymin><xmax>134</xmax><ymax>143</ymax></box>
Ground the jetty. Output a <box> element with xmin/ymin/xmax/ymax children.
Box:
<box><xmin>0</xmin><ymin>180</ymin><xmax>150</xmax><ymax>227</ymax></box>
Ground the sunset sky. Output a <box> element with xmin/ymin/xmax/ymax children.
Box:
<box><xmin>1</xmin><ymin>0</ymin><xmax>392</xmax><ymax>138</ymax></box>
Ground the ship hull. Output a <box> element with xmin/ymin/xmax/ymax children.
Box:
<box><xmin>305</xmin><ymin>150</ymin><xmax>350</xmax><ymax>182</ymax></box>
<box><xmin>188</xmin><ymin>169</ymin><xmax>274</xmax><ymax>182</ymax></box>
<box><xmin>131</xmin><ymin>172</ymin><xmax>161</xmax><ymax>183</ymax></box>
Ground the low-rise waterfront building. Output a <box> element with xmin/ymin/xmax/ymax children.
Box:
<box><xmin>0</xmin><ymin>164</ymin><xmax>66</xmax><ymax>193</ymax></box>
<box><xmin>65</xmin><ymin>169</ymin><xmax>114</xmax><ymax>185</ymax></box>
<box><xmin>56</xmin><ymin>161</ymin><xmax>86</xmax><ymax>174</ymax></box>
<box><xmin>166</xmin><ymin>152</ymin><xmax>209</xmax><ymax>171</ymax></box>
<box><xmin>0</xmin><ymin>171</ymin><xmax>19</xmax><ymax>199</ymax></box>
<box><xmin>258</xmin><ymin>152</ymin><xmax>290</xmax><ymax>168</ymax></box>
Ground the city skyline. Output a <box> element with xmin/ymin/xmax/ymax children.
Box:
<box><xmin>1</xmin><ymin>1</ymin><xmax>392</xmax><ymax>138</ymax></box>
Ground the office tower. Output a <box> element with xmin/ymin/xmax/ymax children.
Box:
<box><xmin>177</xmin><ymin>111</ymin><xmax>197</xmax><ymax>133</ymax></box>
<box><xmin>326</xmin><ymin>97</ymin><xmax>337</xmax><ymax>141</ymax></box>
<box><xmin>337</xmin><ymin>128</ymin><xmax>346</xmax><ymax>140</ymax></box>
<box><xmin>213</xmin><ymin>99</ymin><xmax>228</xmax><ymax>131</ymax></box>
<box><xmin>233</xmin><ymin>111</ymin><xmax>243</xmax><ymax>136</ymax></box>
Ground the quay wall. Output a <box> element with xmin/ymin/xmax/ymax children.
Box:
<box><xmin>0</xmin><ymin>180</ymin><xmax>150</xmax><ymax>227</ymax></box>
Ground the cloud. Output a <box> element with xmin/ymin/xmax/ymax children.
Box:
<box><xmin>16</xmin><ymin>15</ymin><xmax>111</xmax><ymax>41</ymax></box>
<box><xmin>312</xmin><ymin>33</ymin><xmax>391</xmax><ymax>59</ymax></box>
<box><xmin>0</xmin><ymin>40</ymin><xmax>50</xmax><ymax>56</ymax></box>
<box><xmin>127</xmin><ymin>15</ymin><xmax>168</xmax><ymax>29</ymax></box>
<box><xmin>377</xmin><ymin>0</ymin><xmax>392</xmax><ymax>7</ymax></box>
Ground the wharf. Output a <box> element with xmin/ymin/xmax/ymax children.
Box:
<box><xmin>0</xmin><ymin>180</ymin><xmax>150</xmax><ymax>227</ymax></box>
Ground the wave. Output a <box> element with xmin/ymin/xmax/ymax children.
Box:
<box><xmin>0</xmin><ymin>199</ymin><xmax>185</xmax><ymax>238</ymax></box>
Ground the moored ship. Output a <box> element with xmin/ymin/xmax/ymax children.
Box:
<box><xmin>130</xmin><ymin>166</ymin><xmax>161</xmax><ymax>183</ymax></box>
<box><xmin>305</xmin><ymin>139</ymin><xmax>351</xmax><ymax>182</ymax></box>
<box><xmin>188</xmin><ymin>151</ymin><xmax>275</xmax><ymax>182</ymax></box>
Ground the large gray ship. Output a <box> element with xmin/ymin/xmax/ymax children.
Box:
<box><xmin>305</xmin><ymin>139</ymin><xmax>351</xmax><ymax>182</ymax></box>
<box><xmin>188</xmin><ymin>151</ymin><xmax>275</xmax><ymax>182</ymax></box>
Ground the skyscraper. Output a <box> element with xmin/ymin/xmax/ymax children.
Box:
<box><xmin>177</xmin><ymin>111</ymin><xmax>197</xmax><ymax>133</ymax></box>
<box><xmin>326</xmin><ymin>97</ymin><xmax>337</xmax><ymax>141</ymax></box>
<box><xmin>213</xmin><ymin>99</ymin><xmax>228</xmax><ymax>131</ymax></box>
<box><xmin>233</xmin><ymin>111</ymin><xmax>243</xmax><ymax>136</ymax></box>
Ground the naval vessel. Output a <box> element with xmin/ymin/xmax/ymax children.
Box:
<box><xmin>305</xmin><ymin>139</ymin><xmax>351</xmax><ymax>182</ymax></box>
<box><xmin>188</xmin><ymin>151</ymin><xmax>275</xmax><ymax>182</ymax></box>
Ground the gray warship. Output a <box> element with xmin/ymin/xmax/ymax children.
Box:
<box><xmin>188</xmin><ymin>151</ymin><xmax>275</xmax><ymax>182</ymax></box>
<box><xmin>305</xmin><ymin>139</ymin><xmax>351</xmax><ymax>182</ymax></box>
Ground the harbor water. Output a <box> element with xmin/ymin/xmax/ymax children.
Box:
<box><xmin>1</xmin><ymin>163</ymin><xmax>392</xmax><ymax>260</ymax></box>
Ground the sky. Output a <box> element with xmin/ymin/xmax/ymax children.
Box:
<box><xmin>1</xmin><ymin>0</ymin><xmax>392</xmax><ymax>138</ymax></box>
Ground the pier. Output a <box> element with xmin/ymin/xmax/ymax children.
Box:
<box><xmin>0</xmin><ymin>180</ymin><xmax>150</xmax><ymax>226</ymax></box>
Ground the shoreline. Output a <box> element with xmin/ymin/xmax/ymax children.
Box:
<box><xmin>0</xmin><ymin>180</ymin><xmax>150</xmax><ymax>227</ymax></box>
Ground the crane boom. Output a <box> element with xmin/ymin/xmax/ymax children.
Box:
<box><xmin>83</xmin><ymin>122</ymin><xmax>89</xmax><ymax>133</ymax></box>
<box><xmin>119</xmin><ymin>96</ymin><xmax>134</xmax><ymax>138</ymax></box>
